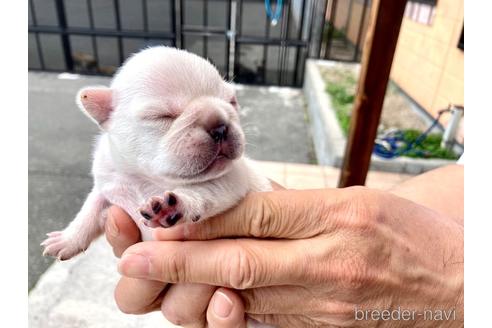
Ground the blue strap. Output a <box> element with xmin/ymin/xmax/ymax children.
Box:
<box><xmin>265</xmin><ymin>0</ymin><xmax>283</xmax><ymax>25</ymax></box>
<box><xmin>373</xmin><ymin>110</ymin><xmax>449</xmax><ymax>159</ymax></box>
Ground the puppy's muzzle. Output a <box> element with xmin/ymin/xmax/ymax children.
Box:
<box><xmin>209</xmin><ymin>124</ymin><xmax>228</xmax><ymax>143</ymax></box>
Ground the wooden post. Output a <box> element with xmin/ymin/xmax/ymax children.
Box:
<box><xmin>338</xmin><ymin>0</ymin><xmax>407</xmax><ymax>187</ymax></box>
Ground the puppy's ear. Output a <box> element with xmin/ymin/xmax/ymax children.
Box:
<box><xmin>76</xmin><ymin>86</ymin><xmax>113</xmax><ymax>128</ymax></box>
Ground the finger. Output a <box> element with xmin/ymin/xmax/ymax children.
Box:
<box><xmin>154</xmin><ymin>189</ymin><xmax>336</xmax><ymax>241</ymax></box>
<box><xmin>118</xmin><ymin>238</ymin><xmax>308</xmax><ymax>289</ymax></box>
<box><xmin>241</xmin><ymin>286</ymin><xmax>313</xmax><ymax>315</ymax></box>
<box><xmin>207</xmin><ymin>288</ymin><xmax>246</xmax><ymax>328</ymax></box>
<box><xmin>160</xmin><ymin>283</ymin><xmax>216</xmax><ymax>327</ymax></box>
<box><xmin>105</xmin><ymin>206</ymin><xmax>141</xmax><ymax>257</ymax></box>
<box><xmin>114</xmin><ymin>276</ymin><xmax>167</xmax><ymax>314</ymax></box>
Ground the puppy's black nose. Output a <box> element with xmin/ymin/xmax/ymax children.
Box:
<box><xmin>209</xmin><ymin>124</ymin><xmax>228</xmax><ymax>143</ymax></box>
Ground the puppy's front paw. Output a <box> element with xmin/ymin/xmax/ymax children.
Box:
<box><xmin>41</xmin><ymin>231</ymin><xmax>86</xmax><ymax>261</ymax></box>
<box><xmin>139</xmin><ymin>191</ymin><xmax>184</xmax><ymax>228</ymax></box>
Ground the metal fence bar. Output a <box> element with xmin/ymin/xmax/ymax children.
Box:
<box><xmin>179</xmin><ymin>0</ymin><xmax>185</xmax><ymax>48</ymax></box>
<box><xmin>86</xmin><ymin>0</ymin><xmax>100</xmax><ymax>69</ymax></box>
<box><xmin>294</xmin><ymin>0</ymin><xmax>307</xmax><ymax>85</ymax></box>
<box><xmin>306</xmin><ymin>0</ymin><xmax>316</xmax><ymax>57</ymax></box>
<box><xmin>277</xmin><ymin>0</ymin><xmax>289</xmax><ymax>85</ymax></box>
<box><xmin>302</xmin><ymin>0</ymin><xmax>318</xmax><ymax>82</ymax></box>
<box><xmin>29</xmin><ymin>0</ymin><xmax>37</xmax><ymax>26</ymax></box>
<box><xmin>276</xmin><ymin>1</ymin><xmax>284</xmax><ymax>85</ymax></box>
<box><xmin>54</xmin><ymin>0</ymin><xmax>74</xmax><ymax>71</ymax></box>
<box><xmin>112</xmin><ymin>0</ymin><xmax>124</xmax><ymax>64</ymax></box>
<box><xmin>317</xmin><ymin>0</ymin><xmax>328</xmax><ymax>58</ymax></box>
<box><xmin>235</xmin><ymin>36</ymin><xmax>308</xmax><ymax>46</ymax></box>
<box><xmin>282</xmin><ymin>0</ymin><xmax>292</xmax><ymax>85</ymax></box>
<box><xmin>181</xmin><ymin>25</ymin><xmax>228</xmax><ymax>33</ymax></box>
<box><xmin>29</xmin><ymin>0</ymin><xmax>46</xmax><ymax>70</ymax></box>
<box><xmin>262</xmin><ymin>2</ymin><xmax>271</xmax><ymax>84</ymax></box>
<box><xmin>142</xmin><ymin>0</ymin><xmax>149</xmax><ymax>33</ymax></box>
<box><xmin>203</xmin><ymin>0</ymin><xmax>208</xmax><ymax>58</ymax></box>
<box><xmin>172</xmin><ymin>0</ymin><xmax>179</xmax><ymax>47</ymax></box>
<box><xmin>179</xmin><ymin>29</ymin><xmax>229</xmax><ymax>38</ymax></box>
<box><xmin>324</xmin><ymin>0</ymin><xmax>338</xmax><ymax>59</ymax></box>
<box><xmin>28</xmin><ymin>25</ymin><xmax>175</xmax><ymax>39</ymax></box>
<box><xmin>225</xmin><ymin>0</ymin><xmax>232</xmax><ymax>80</ymax></box>
<box><xmin>233</xmin><ymin>0</ymin><xmax>243</xmax><ymax>78</ymax></box>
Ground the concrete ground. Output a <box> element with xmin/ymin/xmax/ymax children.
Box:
<box><xmin>29</xmin><ymin>72</ymin><xmax>106</xmax><ymax>291</ymax></box>
<box><xmin>28</xmin><ymin>71</ymin><xmax>315</xmax><ymax>291</ymax></box>
<box><xmin>236</xmin><ymin>85</ymin><xmax>316</xmax><ymax>164</ymax></box>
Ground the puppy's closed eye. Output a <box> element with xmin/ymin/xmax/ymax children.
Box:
<box><xmin>139</xmin><ymin>113</ymin><xmax>176</xmax><ymax>124</ymax></box>
<box><xmin>138</xmin><ymin>105</ymin><xmax>177</xmax><ymax>122</ymax></box>
<box><xmin>153</xmin><ymin>113</ymin><xmax>176</xmax><ymax>120</ymax></box>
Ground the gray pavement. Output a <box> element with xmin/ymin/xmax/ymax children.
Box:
<box><xmin>29</xmin><ymin>72</ymin><xmax>108</xmax><ymax>291</ymax></box>
<box><xmin>236</xmin><ymin>84</ymin><xmax>316</xmax><ymax>164</ymax></box>
<box><xmin>29</xmin><ymin>237</ymin><xmax>178</xmax><ymax>328</ymax></box>
<box><xmin>28</xmin><ymin>71</ymin><xmax>314</xmax><ymax>293</ymax></box>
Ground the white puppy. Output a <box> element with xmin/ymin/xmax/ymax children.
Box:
<box><xmin>42</xmin><ymin>46</ymin><xmax>271</xmax><ymax>260</ymax></box>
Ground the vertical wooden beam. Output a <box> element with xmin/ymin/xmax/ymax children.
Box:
<box><xmin>338</xmin><ymin>0</ymin><xmax>407</xmax><ymax>187</ymax></box>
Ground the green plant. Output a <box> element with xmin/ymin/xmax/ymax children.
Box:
<box><xmin>323</xmin><ymin>70</ymin><xmax>459</xmax><ymax>160</ymax></box>
<box><xmin>325</xmin><ymin>74</ymin><xmax>356</xmax><ymax>136</ymax></box>
<box><xmin>322</xmin><ymin>23</ymin><xmax>346</xmax><ymax>41</ymax></box>
<box><xmin>401</xmin><ymin>129</ymin><xmax>459</xmax><ymax>160</ymax></box>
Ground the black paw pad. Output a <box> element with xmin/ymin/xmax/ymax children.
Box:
<box><xmin>152</xmin><ymin>201</ymin><xmax>162</xmax><ymax>214</ymax></box>
<box><xmin>167</xmin><ymin>194</ymin><xmax>177</xmax><ymax>206</ymax></box>
<box><xmin>140</xmin><ymin>211</ymin><xmax>152</xmax><ymax>220</ymax></box>
<box><xmin>166</xmin><ymin>213</ymin><xmax>182</xmax><ymax>226</ymax></box>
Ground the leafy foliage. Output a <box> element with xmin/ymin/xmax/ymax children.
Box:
<box><xmin>401</xmin><ymin>129</ymin><xmax>459</xmax><ymax>160</ymax></box>
<box><xmin>325</xmin><ymin>76</ymin><xmax>355</xmax><ymax>136</ymax></box>
<box><xmin>324</xmin><ymin>73</ymin><xmax>459</xmax><ymax>160</ymax></box>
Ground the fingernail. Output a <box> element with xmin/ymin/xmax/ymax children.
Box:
<box><xmin>118</xmin><ymin>254</ymin><xmax>150</xmax><ymax>276</ymax></box>
<box><xmin>107</xmin><ymin>212</ymin><xmax>119</xmax><ymax>238</ymax></box>
<box><xmin>213</xmin><ymin>291</ymin><xmax>233</xmax><ymax>318</ymax></box>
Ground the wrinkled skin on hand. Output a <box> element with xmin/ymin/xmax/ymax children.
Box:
<box><xmin>108</xmin><ymin>167</ymin><xmax>463</xmax><ymax>328</ymax></box>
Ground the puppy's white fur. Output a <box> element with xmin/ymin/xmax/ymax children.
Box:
<box><xmin>42</xmin><ymin>46</ymin><xmax>271</xmax><ymax>260</ymax></box>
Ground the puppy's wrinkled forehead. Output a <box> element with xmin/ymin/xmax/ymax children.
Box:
<box><xmin>110</xmin><ymin>47</ymin><xmax>229</xmax><ymax>108</ymax></box>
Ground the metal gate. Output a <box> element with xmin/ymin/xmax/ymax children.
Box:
<box><xmin>319</xmin><ymin>0</ymin><xmax>371</xmax><ymax>62</ymax></box>
<box><xmin>28</xmin><ymin>0</ymin><xmax>329</xmax><ymax>87</ymax></box>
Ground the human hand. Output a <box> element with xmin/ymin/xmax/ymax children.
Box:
<box><xmin>106</xmin><ymin>207</ymin><xmax>241</xmax><ymax>327</ymax></box>
<box><xmin>105</xmin><ymin>180</ymin><xmax>285</xmax><ymax>327</ymax></box>
<box><xmin>117</xmin><ymin>186</ymin><xmax>464</xmax><ymax>327</ymax></box>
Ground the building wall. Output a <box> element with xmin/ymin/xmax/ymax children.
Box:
<box><xmin>390</xmin><ymin>0</ymin><xmax>464</xmax><ymax>124</ymax></box>
<box><xmin>330</xmin><ymin>0</ymin><xmax>370</xmax><ymax>47</ymax></box>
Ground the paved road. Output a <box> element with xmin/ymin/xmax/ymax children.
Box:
<box><xmin>28</xmin><ymin>71</ymin><xmax>314</xmax><ymax>291</ymax></box>
<box><xmin>29</xmin><ymin>73</ymin><xmax>108</xmax><ymax>291</ymax></box>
